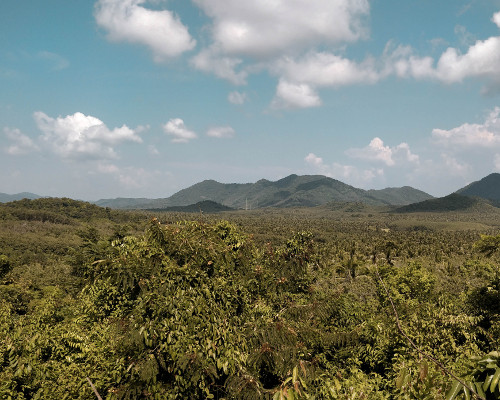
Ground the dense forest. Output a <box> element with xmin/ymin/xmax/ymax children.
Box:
<box><xmin>1</xmin><ymin>198</ymin><xmax>500</xmax><ymax>399</ymax></box>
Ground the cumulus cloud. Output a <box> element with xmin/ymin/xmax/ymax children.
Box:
<box><xmin>494</xmin><ymin>11</ymin><xmax>500</xmax><ymax>28</ymax></box>
<box><xmin>228</xmin><ymin>91</ymin><xmax>247</xmax><ymax>105</ymax></box>
<box><xmin>162</xmin><ymin>118</ymin><xmax>197</xmax><ymax>143</ymax></box>
<box><xmin>271</xmin><ymin>9</ymin><xmax>500</xmax><ymax>106</ymax></box>
<box><xmin>192</xmin><ymin>0</ymin><xmax>369</xmax><ymax>58</ymax></box>
<box><xmin>271</xmin><ymin>80</ymin><xmax>322</xmax><ymax>109</ymax></box>
<box><xmin>432</xmin><ymin>107</ymin><xmax>500</xmax><ymax>147</ymax></box>
<box><xmin>94</xmin><ymin>0</ymin><xmax>196</xmax><ymax>61</ymax></box>
<box><xmin>386</xmin><ymin>13</ymin><xmax>500</xmax><ymax>88</ymax></box>
<box><xmin>206</xmin><ymin>126</ymin><xmax>235</xmax><ymax>138</ymax></box>
<box><xmin>347</xmin><ymin>138</ymin><xmax>394</xmax><ymax>166</ymax></box>
<box><xmin>189</xmin><ymin>0</ymin><xmax>372</xmax><ymax>96</ymax></box>
<box><xmin>3</xmin><ymin>127</ymin><xmax>39</xmax><ymax>155</ymax></box>
<box><xmin>276</xmin><ymin>52</ymin><xmax>379</xmax><ymax>88</ymax></box>
<box><xmin>34</xmin><ymin>111</ymin><xmax>142</xmax><ymax>160</ymax></box>
<box><xmin>190</xmin><ymin>47</ymin><xmax>248</xmax><ymax>85</ymax></box>
<box><xmin>304</xmin><ymin>153</ymin><xmax>324</xmax><ymax>168</ymax></box>
<box><xmin>346</xmin><ymin>138</ymin><xmax>419</xmax><ymax>166</ymax></box>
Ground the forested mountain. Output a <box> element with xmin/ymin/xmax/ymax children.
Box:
<box><xmin>456</xmin><ymin>173</ymin><xmax>500</xmax><ymax>204</ymax></box>
<box><xmin>96</xmin><ymin>174</ymin><xmax>434</xmax><ymax>209</ymax></box>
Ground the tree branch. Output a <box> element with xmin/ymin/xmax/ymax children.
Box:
<box><xmin>86</xmin><ymin>377</ymin><xmax>103</xmax><ymax>400</ymax></box>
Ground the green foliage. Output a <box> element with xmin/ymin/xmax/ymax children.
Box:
<box><xmin>0</xmin><ymin>254</ymin><xmax>11</xmax><ymax>279</ymax></box>
<box><xmin>474</xmin><ymin>234</ymin><xmax>500</xmax><ymax>257</ymax></box>
<box><xmin>1</xmin><ymin>198</ymin><xmax>500</xmax><ymax>399</ymax></box>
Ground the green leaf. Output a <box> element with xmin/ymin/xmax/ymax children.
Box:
<box><xmin>396</xmin><ymin>368</ymin><xmax>407</xmax><ymax>390</ymax></box>
<box><xmin>474</xmin><ymin>381</ymin><xmax>486</xmax><ymax>398</ymax></box>
<box><xmin>445</xmin><ymin>381</ymin><xmax>462</xmax><ymax>400</ymax></box>
<box><xmin>489</xmin><ymin>368</ymin><xmax>500</xmax><ymax>393</ymax></box>
<box><xmin>463</xmin><ymin>384</ymin><xmax>470</xmax><ymax>400</ymax></box>
<box><xmin>483</xmin><ymin>373</ymin><xmax>495</xmax><ymax>392</ymax></box>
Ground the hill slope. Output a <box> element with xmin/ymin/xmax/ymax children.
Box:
<box><xmin>394</xmin><ymin>193</ymin><xmax>497</xmax><ymax>213</ymax></box>
<box><xmin>456</xmin><ymin>173</ymin><xmax>500</xmax><ymax>203</ymax></box>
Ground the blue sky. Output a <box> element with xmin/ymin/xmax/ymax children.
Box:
<box><xmin>2</xmin><ymin>0</ymin><xmax>500</xmax><ymax>200</ymax></box>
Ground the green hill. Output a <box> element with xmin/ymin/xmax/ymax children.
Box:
<box><xmin>393</xmin><ymin>193</ymin><xmax>496</xmax><ymax>213</ymax></box>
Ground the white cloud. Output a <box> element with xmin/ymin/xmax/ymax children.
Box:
<box><xmin>190</xmin><ymin>47</ymin><xmax>248</xmax><ymax>85</ymax></box>
<box><xmin>270</xmin><ymin>52</ymin><xmax>380</xmax><ymax>108</ymax></box>
<box><xmin>192</xmin><ymin>0</ymin><xmax>369</xmax><ymax>58</ymax></box>
<box><xmin>346</xmin><ymin>138</ymin><xmax>419</xmax><ymax>167</ymax></box>
<box><xmin>34</xmin><ymin>111</ymin><xmax>142</xmax><ymax>160</ymax></box>
<box><xmin>3</xmin><ymin>127</ymin><xmax>39</xmax><ymax>155</ymax></box>
<box><xmin>94</xmin><ymin>0</ymin><xmax>196</xmax><ymax>61</ymax></box>
<box><xmin>228</xmin><ymin>91</ymin><xmax>247</xmax><ymax>105</ymax></box>
<box><xmin>162</xmin><ymin>118</ymin><xmax>197</xmax><ymax>143</ymax></box>
<box><xmin>304</xmin><ymin>153</ymin><xmax>324</xmax><ymax>168</ymax></box>
<box><xmin>271</xmin><ymin>80</ymin><xmax>321</xmax><ymax>109</ymax></box>
<box><xmin>275</xmin><ymin>52</ymin><xmax>379</xmax><ymax>88</ymax></box>
<box><xmin>393</xmin><ymin>142</ymin><xmax>420</xmax><ymax>164</ymax></box>
<box><xmin>206</xmin><ymin>126</ymin><xmax>235</xmax><ymax>138</ymax></box>
<box><xmin>347</xmin><ymin>138</ymin><xmax>394</xmax><ymax>166</ymax></box>
<box><xmin>432</xmin><ymin>107</ymin><xmax>500</xmax><ymax>148</ymax></box>
<box><xmin>493</xmin><ymin>11</ymin><xmax>500</xmax><ymax>28</ymax></box>
<box><xmin>386</xmin><ymin>13</ymin><xmax>500</xmax><ymax>87</ymax></box>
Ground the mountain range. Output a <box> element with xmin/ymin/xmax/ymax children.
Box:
<box><xmin>0</xmin><ymin>192</ymin><xmax>41</xmax><ymax>203</ymax></box>
<box><xmin>94</xmin><ymin>174</ymin><xmax>434</xmax><ymax>210</ymax></box>
<box><xmin>3</xmin><ymin>173</ymin><xmax>500</xmax><ymax>212</ymax></box>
